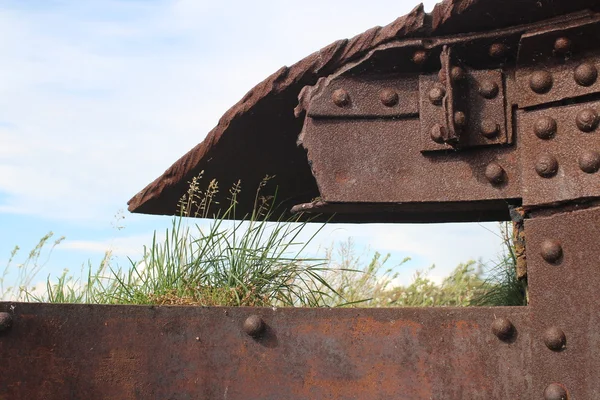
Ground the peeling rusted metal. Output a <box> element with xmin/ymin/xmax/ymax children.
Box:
<box><xmin>127</xmin><ymin>0</ymin><xmax>600</xmax><ymax>221</ymax></box>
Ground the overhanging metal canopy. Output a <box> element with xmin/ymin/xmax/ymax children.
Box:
<box><xmin>127</xmin><ymin>0</ymin><xmax>600</xmax><ymax>223</ymax></box>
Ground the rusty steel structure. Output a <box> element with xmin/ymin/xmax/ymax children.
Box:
<box><xmin>4</xmin><ymin>0</ymin><xmax>600</xmax><ymax>398</ymax></box>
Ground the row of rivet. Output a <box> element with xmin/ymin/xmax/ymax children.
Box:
<box><xmin>332</xmin><ymin>87</ymin><xmax>400</xmax><ymax>108</ymax></box>
<box><xmin>529</xmin><ymin>62</ymin><xmax>598</xmax><ymax>94</ymax></box>
<box><xmin>535</xmin><ymin>109</ymin><xmax>599</xmax><ymax>138</ymax></box>
<box><xmin>413</xmin><ymin>43</ymin><xmax>510</xmax><ymax>65</ymax></box>
<box><xmin>541</xmin><ymin>237</ymin><xmax>568</xmax><ymax>400</ymax></box>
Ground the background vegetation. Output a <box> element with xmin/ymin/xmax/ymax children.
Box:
<box><xmin>1</xmin><ymin>176</ymin><xmax>527</xmax><ymax>307</ymax></box>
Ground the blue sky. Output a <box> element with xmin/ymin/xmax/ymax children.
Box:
<box><xmin>0</xmin><ymin>0</ymin><xmax>506</xmax><ymax>297</ymax></box>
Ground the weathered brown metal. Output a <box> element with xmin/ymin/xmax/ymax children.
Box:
<box><xmin>127</xmin><ymin>0</ymin><xmax>600</xmax><ymax>222</ymax></box>
<box><xmin>0</xmin><ymin>303</ymin><xmax>532</xmax><ymax>399</ymax></box>
<box><xmin>7</xmin><ymin>0</ymin><xmax>600</xmax><ymax>398</ymax></box>
<box><xmin>526</xmin><ymin>205</ymin><xmax>600</xmax><ymax>398</ymax></box>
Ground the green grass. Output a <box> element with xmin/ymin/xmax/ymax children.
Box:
<box><xmin>1</xmin><ymin>176</ymin><xmax>527</xmax><ymax>307</ymax></box>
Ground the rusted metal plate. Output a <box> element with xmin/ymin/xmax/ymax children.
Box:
<box><xmin>519</xmin><ymin>99</ymin><xmax>600</xmax><ymax>207</ymax></box>
<box><xmin>420</xmin><ymin>69</ymin><xmax>508</xmax><ymax>152</ymax></box>
<box><xmin>516</xmin><ymin>16</ymin><xmax>600</xmax><ymax>108</ymax></box>
<box><xmin>301</xmin><ymin>118</ymin><xmax>520</xmax><ymax>204</ymax></box>
<box><xmin>0</xmin><ymin>303</ymin><xmax>532</xmax><ymax>399</ymax></box>
<box><xmin>307</xmin><ymin>75</ymin><xmax>419</xmax><ymax>118</ymax></box>
<box><xmin>526</xmin><ymin>205</ymin><xmax>600</xmax><ymax>399</ymax></box>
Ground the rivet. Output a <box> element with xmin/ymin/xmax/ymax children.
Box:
<box><xmin>243</xmin><ymin>315</ymin><xmax>265</xmax><ymax>338</ymax></box>
<box><xmin>489</xmin><ymin>43</ymin><xmax>509</xmax><ymax>58</ymax></box>
<box><xmin>529</xmin><ymin>71</ymin><xmax>553</xmax><ymax>94</ymax></box>
<box><xmin>428</xmin><ymin>84</ymin><xmax>446</xmax><ymax>105</ymax></box>
<box><xmin>534</xmin><ymin>116</ymin><xmax>557</xmax><ymax>140</ymax></box>
<box><xmin>412</xmin><ymin>50</ymin><xmax>428</xmax><ymax>65</ymax></box>
<box><xmin>578</xmin><ymin>150</ymin><xmax>600</xmax><ymax>173</ymax></box>
<box><xmin>544</xmin><ymin>383</ymin><xmax>568</xmax><ymax>400</ymax></box>
<box><xmin>540</xmin><ymin>239</ymin><xmax>563</xmax><ymax>264</ymax></box>
<box><xmin>480</xmin><ymin>119</ymin><xmax>500</xmax><ymax>139</ymax></box>
<box><xmin>430</xmin><ymin>124</ymin><xmax>446</xmax><ymax>144</ymax></box>
<box><xmin>454</xmin><ymin>111</ymin><xmax>467</xmax><ymax>128</ymax></box>
<box><xmin>451</xmin><ymin>66</ymin><xmax>466</xmax><ymax>82</ymax></box>
<box><xmin>543</xmin><ymin>327</ymin><xmax>567</xmax><ymax>351</ymax></box>
<box><xmin>535</xmin><ymin>154</ymin><xmax>559</xmax><ymax>178</ymax></box>
<box><xmin>574</xmin><ymin>63</ymin><xmax>598</xmax><ymax>87</ymax></box>
<box><xmin>491</xmin><ymin>317</ymin><xmax>514</xmax><ymax>340</ymax></box>
<box><xmin>479</xmin><ymin>80</ymin><xmax>499</xmax><ymax>99</ymax></box>
<box><xmin>379</xmin><ymin>89</ymin><xmax>399</xmax><ymax>107</ymax></box>
<box><xmin>0</xmin><ymin>312</ymin><xmax>12</xmax><ymax>332</ymax></box>
<box><xmin>576</xmin><ymin>108</ymin><xmax>599</xmax><ymax>132</ymax></box>
<box><xmin>554</xmin><ymin>37</ymin><xmax>572</xmax><ymax>55</ymax></box>
<box><xmin>485</xmin><ymin>162</ymin><xmax>505</xmax><ymax>185</ymax></box>
<box><xmin>332</xmin><ymin>89</ymin><xmax>350</xmax><ymax>107</ymax></box>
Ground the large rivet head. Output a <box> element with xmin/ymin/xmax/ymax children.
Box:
<box><xmin>544</xmin><ymin>327</ymin><xmax>567</xmax><ymax>351</ymax></box>
<box><xmin>530</xmin><ymin>71</ymin><xmax>553</xmax><ymax>94</ymax></box>
<box><xmin>451</xmin><ymin>66</ymin><xmax>466</xmax><ymax>82</ymax></box>
<box><xmin>480</xmin><ymin>119</ymin><xmax>500</xmax><ymax>139</ymax></box>
<box><xmin>479</xmin><ymin>80</ymin><xmax>499</xmax><ymax>99</ymax></box>
<box><xmin>574</xmin><ymin>63</ymin><xmax>598</xmax><ymax>87</ymax></box>
<box><xmin>332</xmin><ymin>89</ymin><xmax>350</xmax><ymax>107</ymax></box>
<box><xmin>544</xmin><ymin>383</ymin><xmax>568</xmax><ymax>400</ymax></box>
<box><xmin>485</xmin><ymin>162</ymin><xmax>505</xmax><ymax>185</ymax></box>
<box><xmin>576</xmin><ymin>108</ymin><xmax>599</xmax><ymax>132</ymax></box>
<box><xmin>491</xmin><ymin>317</ymin><xmax>514</xmax><ymax>341</ymax></box>
<box><xmin>454</xmin><ymin>111</ymin><xmax>467</xmax><ymax>128</ymax></box>
<box><xmin>535</xmin><ymin>154</ymin><xmax>559</xmax><ymax>178</ymax></box>
<box><xmin>429</xmin><ymin>84</ymin><xmax>446</xmax><ymax>105</ymax></box>
<box><xmin>0</xmin><ymin>312</ymin><xmax>12</xmax><ymax>332</ymax></box>
<box><xmin>489</xmin><ymin>43</ymin><xmax>508</xmax><ymax>59</ymax></box>
<box><xmin>430</xmin><ymin>124</ymin><xmax>446</xmax><ymax>144</ymax></box>
<box><xmin>243</xmin><ymin>315</ymin><xmax>265</xmax><ymax>338</ymax></box>
<box><xmin>534</xmin><ymin>116</ymin><xmax>557</xmax><ymax>140</ymax></box>
<box><xmin>412</xmin><ymin>50</ymin><xmax>428</xmax><ymax>65</ymax></box>
<box><xmin>554</xmin><ymin>37</ymin><xmax>572</xmax><ymax>55</ymax></box>
<box><xmin>579</xmin><ymin>150</ymin><xmax>600</xmax><ymax>173</ymax></box>
<box><xmin>380</xmin><ymin>89</ymin><xmax>399</xmax><ymax>107</ymax></box>
<box><xmin>541</xmin><ymin>239</ymin><xmax>563</xmax><ymax>264</ymax></box>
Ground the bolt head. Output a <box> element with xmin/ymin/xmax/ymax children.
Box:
<box><xmin>243</xmin><ymin>315</ymin><xmax>265</xmax><ymax>338</ymax></box>
<box><xmin>576</xmin><ymin>108</ymin><xmax>599</xmax><ymax>132</ymax></box>
<box><xmin>332</xmin><ymin>89</ymin><xmax>350</xmax><ymax>107</ymax></box>
<box><xmin>491</xmin><ymin>317</ymin><xmax>514</xmax><ymax>341</ymax></box>
<box><xmin>530</xmin><ymin>71</ymin><xmax>553</xmax><ymax>94</ymax></box>
<box><xmin>578</xmin><ymin>150</ymin><xmax>600</xmax><ymax>173</ymax></box>
<box><xmin>480</xmin><ymin>120</ymin><xmax>500</xmax><ymax>139</ymax></box>
<box><xmin>454</xmin><ymin>111</ymin><xmax>467</xmax><ymax>128</ymax></box>
<box><xmin>543</xmin><ymin>327</ymin><xmax>567</xmax><ymax>351</ymax></box>
<box><xmin>379</xmin><ymin>89</ymin><xmax>399</xmax><ymax>107</ymax></box>
<box><xmin>430</xmin><ymin>124</ymin><xmax>446</xmax><ymax>144</ymax></box>
<box><xmin>544</xmin><ymin>383</ymin><xmax>568</xmax><ymax>400</ymax></box>
<box><xmin>412</xmin><ymin>50</ymin><xmax>428</xmax><ymax>65</ymax></box>
<box><xmin>554</xmin><ymin>37</ymin><xmax>572</xmax><ymax>55</ymax></box>
<box><xmin>535</xmin><ymin>154</ymin><xmax>559</xmax><ymax>178</ymax></box>
<box><xmin>574</xmin><ymin>63</ymin><xmax>598</xmax><ymax>87</ymax></box>
<box><xmin>489</xmin><ymin>43</ymin><xmax>509</xmax><ymax>58</ymax></box>
<box><xmin>534</xmin><ymin>116</ymin><xmax>557</xmax><ymax>140</ymax></box>
<box><xmin>485</xmin><ymin>162</ymin><xmax>505</xmax><ymax>185</ymax></box>
<box><xmin>451</xmin><ymin>66</ymin><xmax>466</xmax><ymax>82</ymax></box>
<box><xmin>428</xmin><ymin>84</ymin><xmax>446</xmax><ymax>105</ymax></box>
<box><xmin>0</xmin><ymin>312</ymin><xmax>12</xmax><ymax>332</ymax></box>
<box><xmin>478</xmin><ymin>80</ymin><xmax>499</xmax><ymax>99</ymax></box>
<box><xmin>540</xmin><ymin>239</ymin><xmax>563</xmax><ymax>264</ymax></box>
